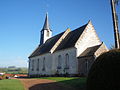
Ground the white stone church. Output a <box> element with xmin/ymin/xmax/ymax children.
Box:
<box><xmin>28</xmin><ymin>14</ymin><xmax>108</xmax><ymax>77</ymax></box>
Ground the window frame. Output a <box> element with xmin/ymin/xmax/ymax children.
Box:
<box><xmin>36</xmin><ymin>59</ymin><xmax>39</xmax><ymax>71</ymax></box>
<box><xmin>65</xmin><ymin>54</ymin><xmax>69</xmax><ymax>69</ymax></box>
<box><xmin>57</xmin><ymin>55</ymin><xmax>62</xmax><ymax>69</ymax></box>
<box><xmin>42</xmin><ymin>57</ymin><xmax>46</xmax><ymax>71</ymax></box>
<box><xmin>46</xmin><ymin>30</ymin><xmax>49</xmax><ymax>37</ymax></box>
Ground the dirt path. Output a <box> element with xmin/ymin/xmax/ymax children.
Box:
<box><xmin>19</xmin><ymin>79</ymin><xmax>76</xmax><ymax>90</ymax></box>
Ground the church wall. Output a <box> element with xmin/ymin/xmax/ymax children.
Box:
<box><xmin>75</xmin><ymin>22</ymin><xmax>102</xmax><ymax>57</ymax></box>
<box><xmin>29</xmin><ymin>47</ymin><xmax>79</xmax><ymax>76</ymax></box>
<box><xmin>28</xmin><ymin>53</ymin><xmax>53</xmax><ymax>76</ymax></box>
<box><xmin>78</xmin><ymin>56</ymin><xmax>95</xmax><ymax>76</ymax></box>
<box><xmin>52</xmin><ymin>47</ymin><xmax>78</xmax><ymax>75</ymax></box>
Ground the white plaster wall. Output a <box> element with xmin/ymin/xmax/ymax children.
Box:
<box><xmin>29</xmin><ymin>53</ymin><xmax>53</xmax><ymax>75</ymax></box>
<box><xmin>75</xmin><ymin>22</ymin><xmax>102</xmax><ymax>57</ymax></box>
<box><xmin>29</xmin><ymin>47</ymin><xmax>78</xmax><ymax>76</ymax></box>
<box><xmin>52</xmin><ymin>48</ymin><xmax>78</xmax><ymax>75</ymax></box>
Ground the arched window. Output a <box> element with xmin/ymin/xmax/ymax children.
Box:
<box><xmin>65</xmin><ymin>54</ymin><xmax>69</xmax><ymax>69</ymax></box>
<box><xmin>58</xmin><ymin>55</ymin><xmax>62</xmax><ymax>69</ymax></box>
<box><xmin>37</xmin><ymin>59</ymin><xmax>39</xmax><ymax>71</ymax></box>
<box><xmin>47</xmin><ymin>30</ymin><xmax>49</xmax><ymax>37</ymax></box>
<box><xmin>42</xmin><ymin>57</ymin><xmax>45</xmax><ymax>71</ymax></box>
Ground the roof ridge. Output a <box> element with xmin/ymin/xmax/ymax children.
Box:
<box><xmin>72</xmin><ymin>23</ymin><xmax>88</xmax><ymax>32</ymax></box>
<box><xmin>50</xmin><ymin>28</ymin><xmax>71</xmax><ymax>53</ymax></box>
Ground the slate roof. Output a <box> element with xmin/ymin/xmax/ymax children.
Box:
<box><xmin>55</xmin><ymin>24</ymin><xmax>87</xmax><ymax>51</ymax></box>
<box><xmin>29</xmin><ymin>32</ymin><xmax>64</xmax><ymax>58</ymax></box>
<box><xmin>29</xmin><ymin>24</ymin><xmax>88</xmax><ymax>58</ymax></box>
<box><xmin>78</xmin><ymin>44</ymin><xmax>102</xmax><ymax>58</ymax></box>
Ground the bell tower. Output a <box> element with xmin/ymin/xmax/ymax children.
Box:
<box><xmin>40</xmin><ymin>13</ymin><xmax>52</xmax><ymax>45</ymax></box>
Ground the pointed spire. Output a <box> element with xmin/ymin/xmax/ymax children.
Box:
<box><xmin>40</xmin><ymin>13</ymin><xmax>52</xmax><ymax>45</ymax></box>
<box><xmin>87</xmin><ymin>20</ymin><xmax>92</xmax><ymax>24</ymax></box>
<box><xmin>43</xmin><ymin>12</ymin><xmax>50</xmax><ymax>30</ymax></box>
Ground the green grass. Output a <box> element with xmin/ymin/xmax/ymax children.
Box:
<box><xmin>0</xmin><ymin>79</ymin><xmax>24</xmax><ymax>90</ymax></box>
<box><xmin>34</xmin><ymin>77</ymin><xmax>86</xmax><ymax>90</ymax></box>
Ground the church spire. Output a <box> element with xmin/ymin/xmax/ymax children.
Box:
<box><xmin>40</xmin><ymin>13</ymin><xmax>52</xmax><ymax>45</ymax></box>
<box><xmin>43</xmin><ymin>12</ymin><xmax>50</xmax><ymax>30</ymax></box>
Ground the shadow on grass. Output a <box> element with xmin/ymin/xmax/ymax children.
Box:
<box><xmin>29</xmin><ymin>78</ymin><xmax>86</xmax><ymax>90</ymax></box>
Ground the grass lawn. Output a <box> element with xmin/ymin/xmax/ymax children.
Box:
<box><xmin>0</xmin><ymin>79</ymin><xmax>24</xmax><ymax>90</ymax></box>
<box><xmin>34</xmin><ymin>77</ymin><xmax>86</xmax><ymax>90</ymax></box>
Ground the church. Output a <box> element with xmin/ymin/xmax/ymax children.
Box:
<box><xmin>28</xmin><ymin>13</ymin><xmax>108</xmax><ymax>77</ymax></box>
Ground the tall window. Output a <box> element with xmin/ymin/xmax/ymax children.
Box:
<box><xmin>65</xmin><ymin>54</ymin><xmax>69</xmax><ymax>69</ymax></box>
<box><xmin>57</xmin><ymin>55</ymin><xmax>62</xmax><ymax>69</ymax></box>
<box><xmin>42</xmin><ymin>57</ymin><xmax>45</xmax><ymax>71</ymax></box>
<box><xmin>32</xmin><ymin>60</ymin><xmax>34</xmax><ymax>71</ymax></box>
<box><xmin>85</xmin><ymin>59</ymin><xmax>88</xmax><ymax>74</ymax></box>
<box><xmin>29</xmin><ymin>60</ymin><xmax>31</xmax><ymax>71</ymax></box>
<box><xmin>36</xmin><ymin>59</ymin><xmax>39</xmax><ymax>71</ymax></box>
<box><xmin>47</xmin><ymin>30</ymin><xmax>49</xmax><ymax>36</ymax></box>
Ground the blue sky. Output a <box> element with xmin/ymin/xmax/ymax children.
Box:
<box><xmin>0</xmin><ymin>0</ymin><xmax>119</xmax><ymax>67</ymax></box>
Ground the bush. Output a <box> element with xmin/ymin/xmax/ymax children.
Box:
<box><xmin>87</xmin><ymin>49</ymin><xmax>120</xmax><ymax>90</ymax></box>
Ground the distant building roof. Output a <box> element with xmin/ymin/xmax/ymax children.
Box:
<box><xmin>29</xmin><ymin>23</ymin><xmax>88</xmax><ymax>58</ymax></box>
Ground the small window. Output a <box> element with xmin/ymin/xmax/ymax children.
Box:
<box><xmin>57</xmin><ymin>55</ymin><xmax>62</xmax><ymax>69</ymax></box>
<box><xmin>65</xmin><ymin>54</ymin><xmax>69</xmax><ymax>69</ymax></box>
<box><xmin>47</xmin><ymin>30</ymin><xmax>49</xmax><ymax>37</ymax></box>
<box><xmin>42</xmin><ymin>57</ymin><xmax>45</xmax><ymax>71</ymax></box>
<box><xmin>41</xmin><ymin>30</ymin><xmax>43</xmax><ymax>34</ymax></box>
<box><xmin>36</xmin><ymin>59</ymin><xmax>39</xmax><ymax>71</ymax></box>
<box><xmin>85</xmin><ymin>59</ymin><xmax>88</xmax><ymax>73</ymax></box>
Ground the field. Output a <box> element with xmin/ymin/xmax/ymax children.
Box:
<box><xmin>0</xmin><ymin>79</ymin><xmax>24</xmax><ymax>90</ymax></box>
